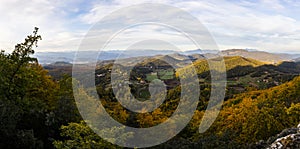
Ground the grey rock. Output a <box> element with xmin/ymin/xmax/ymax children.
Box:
<box><xmin>267</xmin><ymin>124</ymin><xmax>300</xmax><ymax>149</ymax></box>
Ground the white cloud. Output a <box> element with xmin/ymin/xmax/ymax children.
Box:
<box><xmin>0</xmin><ymin>0</ymin><xmax>86</xmax><ymax>52</ymax></box>
<box><xmin>172</xmin><ymin>0</ymin><xmax>300</xmax><ymax>51</ymax></box>
<box><xmin>0</xmin><ymin>0</ymin><xmax>300</xmax><ymax>53</ymax></box>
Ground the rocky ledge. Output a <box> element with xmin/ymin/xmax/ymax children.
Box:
<box><xmin>267</xmin><ymin>123</ymin><xmax>300</xmax><ymax>149</ymax></box>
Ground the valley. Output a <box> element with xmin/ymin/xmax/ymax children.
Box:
<box><xmin>42</xmin><ymin>51</ymin><xmax>300</xmax><ymax>148</ymax></box>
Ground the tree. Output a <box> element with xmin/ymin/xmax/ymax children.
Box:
<box><xmin>0</xmin><ymin>28</ymin><xmax>59</xmax><ymax>148</ymax></box>
<box><xmin>53</xmin><ymin>121</ymin><xmax>128</xmax><ymax>149</ymax></box>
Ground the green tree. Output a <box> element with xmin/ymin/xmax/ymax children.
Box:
<box><xmin>0</xmin><ymin>28</ymin><xmax>59</xmax><ymax>148</ymax></box>
<box><xmin>53</xmin><ymin>121</ymin><xmax>134</xmax><ymax>149</ymax></box>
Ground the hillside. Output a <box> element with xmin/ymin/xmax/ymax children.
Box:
<box><xmin>206</xmin><ymin>75</ymin><xmax>300</xmax><ymax>145</ymax></box>
<box><xmin>144</xmin><ymin>55</ymin><xmax>182</xmax><ymax>67</ymax></box>
<box><xmin>177</xmin><ymin>56</ymin><xmax>265</xmax><ymax>76</ymax></box>
<box><xmin>220</xmin><ymin>49</ymin><xmax>296</xmax><ymax>63</ymax></box>
<box><xmin>175</xmin><ymin>56</ymin><xmax>300</xmax><ymax>99</ymax></box>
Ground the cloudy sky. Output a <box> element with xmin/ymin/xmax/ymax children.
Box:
<box><xmin>1</xmin><ymin>0</ymin><xmax>300</xmax><ymax>53</ymax></box>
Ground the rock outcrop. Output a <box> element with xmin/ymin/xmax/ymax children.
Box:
<box><xmin>267</xmin><ymin>123</ymin><xmax>300</xmax><ymax>149</ymax></box>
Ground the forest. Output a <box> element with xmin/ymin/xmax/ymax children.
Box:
<box><xmin>0</xmin><ymin>29</ymin><xmax>299</xmax><ymax>149</ymax></box>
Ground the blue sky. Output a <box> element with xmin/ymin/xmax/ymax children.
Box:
<box><xmin>1</xmin><ymin>0</ymin><xmax>300</xmax><ymax>53</ymax></box>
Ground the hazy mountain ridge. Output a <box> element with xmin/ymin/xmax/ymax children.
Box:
<box><xmin>35</xmin><ymin>49</ymin><xmax>300</xmax><ymax>65</ymax></box>
<box><xmin>220</xmin><ymin>49</ymin><xmax>299</xmax><ymax>63</ymax></box>
<box><xmin>34</xmin><ymin>50</ymin><xmax>175</xmax><ymax>64</ymax></box>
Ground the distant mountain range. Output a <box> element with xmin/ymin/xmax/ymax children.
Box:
<box><xmin>34</xmin><ymin>50</ymin><xmax>175</xmax><ymax>64</ymax></box>
<box><xmin>34</xmin><ymin>49</ymin><xmax>300</xmax><ymax>65</ymax></box>
<box><xmin>220</xmin><ymin>49</ymin><xmax>300</xmax><ymax>63</ymax></box>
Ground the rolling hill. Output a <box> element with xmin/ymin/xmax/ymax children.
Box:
<box><xmin>206</xmin><ymin>75</ymin><xmax>300</xmax><ymax>145</ymax></box>
<box><xmin>220</xmin><ymin>49</ymin><xmax>298</xmax><ymax>63</ymax></box>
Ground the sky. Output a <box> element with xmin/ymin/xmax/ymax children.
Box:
<box><xmin>1</xmin><ymin>0</ymin><xmax>300</xmax><ymax>53</ymax></box>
